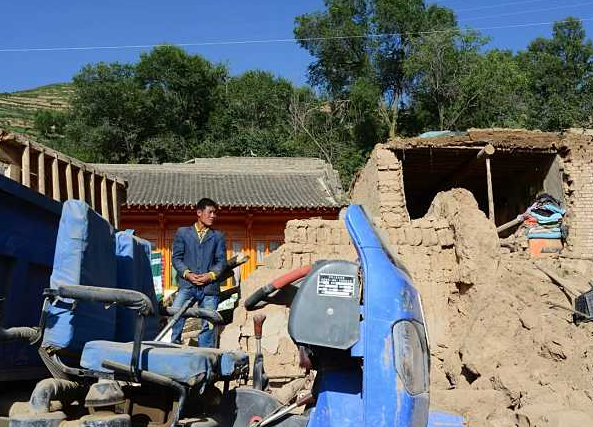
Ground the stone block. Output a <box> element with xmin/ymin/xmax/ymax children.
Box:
<box><xmin>317</xmin><ymin>245</ymin><xmax>333</xmax><ymax>258</ymax></box>
<box><xmin>310</xmin><ymin>252</ymin><xmax>320</xmax><ymax>264</ymax></box>
<box><xmin>219</xmin><ymin>325</ymin><xmax>241</xmax><ymax>351</ymax></box>
<box><xmin>383</xmin><ymin>211</ymin><xmax>407</xmax><ymax>227</ymax></box>
<box><xmin>285</xmin><ymin>226</ymin><xmax>298</xmax><ymax>243</ymax></box>
<box><xmin>331</xmin><ymin>227</ymin><xmax>342</xmax><ymax>245</ymax></box>
<box><xmin>264</xmin><ymin>248</ymin><xmax>283</xmax><ymax>269</ymax></box>
<box><xmin>437</xmin><ymin>228</ymin><xmax>454</xmax><ymax>247</ymax></box>
<box><xmin>421</xmin><ymin>228</ymin><xmax>438</xmax><ymax>246</ymax></box>
<box><xmin>297</xmin><ymin>227</ymin><xmax>307</xmax><ymax>243</ymax></box>
<box><xmin>405</xmin><ymin>226</ymin><xmax>422</xmax><ymax>246</ymax></box>
<box><xmin>393</xmin><ymin>227</ymin><xmax>407</xmax><ymax>245</ymax></box>
<box><xmin>378</xmin><ymin>170</ymin><xmax>402</xmax><ymax>182</ymax></box>
<box><xmin>340</xmin><ymin>228</ymin><xmax>350</xmax><ymax>245</ymax></box>
<box><xmin>306</xmin><ymin>227</ymin><xmax>317</xmax><ymax>244</ymax></box>
<box><xmin>433</xmin><ymin>219</ymin><xmax>449</xmax><ymax>230</ymax></box>
<box><xmin>419</xmin><ymin>218</ymin><xmax>434</xmax><ymax>229</ymax></box>
<box><xmin>317</xmin><ymin>227</ymin><xmax>330</xmax><ymax>244</ymax></box>
<box><xmin>301</xmin><ymin>253</ymin><xmax>311</xmax><ymax>266</ymax></box>
<box><xmin>375</xmin><ymin>148</ymin><xmax>396</xmax><ymax>167</ymax></box>
<box><xmin>344</xmin><ymin>244</ymin><xmax>358</xmax><ymax>260</ymax></box>
<box><xmin>379</xmin><ymin>191</ymin><xmax>405</xmax><ymax>203</ymax></box>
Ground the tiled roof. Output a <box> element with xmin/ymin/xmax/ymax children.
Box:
<box><xmin>93</xmin><ymin>157</ymin><xmax>346</xmax><ymax>209</ymax></box>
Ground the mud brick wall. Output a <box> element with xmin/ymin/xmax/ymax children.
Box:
<box><xmin>559</xmin><ymin>133</ymin><xmax>593</xmax><ymax>256</ymax></box>
<box><xmin>221</xmin><ymin>201</ymin><xmax>473</xmax><ymax>375</ymax></box>
<box><xmin>350</xmin><ymin>143</ymin><xmax>409</xmax><ymax>228</ymax></box>
<box><xmin>263</xmin><ymin>219</ymin><xmax>358</xmax><ymax>269</ymax></box>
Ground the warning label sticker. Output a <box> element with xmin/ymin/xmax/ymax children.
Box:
<box><xmin>317</xmin><ymin>274</ymin><xmax>355</xmax><ymax>298</ymax></box>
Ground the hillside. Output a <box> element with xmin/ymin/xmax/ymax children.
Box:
<box><xmin>0</xmin><ymin>83</ymin><xmax>71</xmax><ymax>138</ymax></box>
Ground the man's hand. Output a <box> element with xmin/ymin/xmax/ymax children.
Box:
<box><xmin>194</xmin><ymin>273</ymin><xmax>213</xmax><ymax>284</ymax></box>
<box><xmin>185</xmin><ymin>272</ymin><xmax>212</xmax><ymax>286</ymax></box>
<box><xmin>186</xmin><ymin>272</ymin><xmax>205</xmax><ymax>286</ymax></box>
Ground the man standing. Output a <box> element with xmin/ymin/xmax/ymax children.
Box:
<box><xmin>171</xmin><ymin>198</ymin><xmax>227</xmax><ymax>347</ymax></box>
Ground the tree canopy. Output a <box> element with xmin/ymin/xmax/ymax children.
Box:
<box><xmin>519</xmin><ymin>18</ymin><xmax>593</xmax><ymax>130</ymax></box>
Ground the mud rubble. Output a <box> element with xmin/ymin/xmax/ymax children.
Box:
<box><xmin>220</xmin><ymin>188</ymin><xmax>593</xmax><ymax>427</ymax></box>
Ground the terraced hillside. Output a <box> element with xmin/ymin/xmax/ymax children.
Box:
<box><xmin>0</xmin><ymin>83</ymin><xmax>71</xmax><ymax>138</ymax></box>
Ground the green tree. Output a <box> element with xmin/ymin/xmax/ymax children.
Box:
<box><xmin>34</xmin><ymin>109</ymin><xmax>68</xmax><ymax>137</ymax></box>
<box><xmin>288</xmin><ymin>92</ymin><xmax>371</xmax><ymax>184</ymax></box>
<box><xmin>406</xmin><ymin>30</ymin><xmax>529</xmax><ymax>130</ymax></box>
<box><xmin>518</xmin><ymin>17</ymin><xmax>593</xmax><ymax>130</ymax></box>
<box><xmin>294</xmin><ymin>0</ymin><xmax>456</xmax><ymax>138</ymax></box>
<box><xmin>66</xmin><ymin>45</ymin><xmax>227</xmax><ymax>163</ymax></box>
<box><xmin>465</xmin><ymin>50</ymin><xmax>529</xmax><ymax>129</ymax></box>
<box><xmin>204</xmin><ymin>71</ymin><xmax>295</xmax><ymax>157</ymax></box>
<box><xmin>203</xmin><ymin>70</ymin><xmax>370</xmax><ymax>185</ymax></box>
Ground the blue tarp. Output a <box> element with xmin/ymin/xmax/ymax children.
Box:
<box><xmin>418</xmin><ymin>131</ymin><xmax>466</xmax><ymax>139</ymax></box>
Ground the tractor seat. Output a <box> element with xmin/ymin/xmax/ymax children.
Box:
<box><xmin>81</xmin><ymin>341</ymin><xmax>248</xmax><ymax>386</ymax></box>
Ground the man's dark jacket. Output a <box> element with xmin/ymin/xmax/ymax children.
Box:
<box><xmin>172</xmin><ymin>226</ymin><xmax>227</xmax><ymax>295</ymax></box>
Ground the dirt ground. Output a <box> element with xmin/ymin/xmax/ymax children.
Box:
<box><xmin>428</xmin><ymin>252</ymin><xmax>593</xmax><ymax>426</ymax></box>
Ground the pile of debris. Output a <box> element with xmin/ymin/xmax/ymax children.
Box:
<box><xmin>425</xmin><ymin>190</ymin><xmax>593</xmax><ymax>426</ymax></box>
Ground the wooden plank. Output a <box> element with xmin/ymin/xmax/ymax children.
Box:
<box><xmin>5</xmin><ymin>164</ymin><xmax>21</xmax><ymax>182</ymax></box>
<box><xmin>497</xmin><ymin>217</ymin><xmax>522</xmax><ymax>234</ymax></box>
<box><xmin>78</xmin><ymin>168</ymin><xmax>86</xmax><ymax>202</ymax></box>
<box><xmin>101</xmin><ymin>175</ymin><xmax>109</xmax><ymax>222</ymax></box>
<box><xmin>486</xmin><ymin>157</ymin><xmax>495</xmax><ymax>223</ymax></box>
<box><xmin>111</xmin><ymin>180</ymin><xmax>119</xmax><ymax>229</ymax></box>
<box><xmin>37</xmin><ymin>151</ymin><xmax>46</xmax><ymax>195</ymax></box>
<box><xmin>21</xmin><ymin>142</ymin><xmax>30</xmax><ymax>187</ymax></box>
<box><xmin>65</xmin><ymin>163</ymin><xmax>74</xmax><ymax>200</ymax></box>
<box><xmin>1</xmin><ymin>135</ymin><xmax>127</xmax><ymax>186</ymax></box>
<box><xmin>90</xmin><ymin>173</ymin><xmax>96</xmax><ymax>209</ymax></box>
<box><xmin>52</xmin><ymin>156</ymin><xmax>60</xmax><ymax>201</ymax></box>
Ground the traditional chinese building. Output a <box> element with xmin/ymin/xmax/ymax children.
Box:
<box><xmin>95</xmin><ymin>157</ymin><xmax>345</xmax><ymax>293</ymax></box>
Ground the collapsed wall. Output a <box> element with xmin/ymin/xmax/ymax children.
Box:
<box><xmin>220</xmin><ymin>137</ymin><xmax>593</xmax><ymax>426</ymax></box>
<box><xmin>558</xmin><ymin>132</ymin><xmax>593</xmax><ymax>256</ymax></box>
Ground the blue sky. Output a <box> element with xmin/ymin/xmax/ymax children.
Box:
<box><xmin>1</xmin><ymin>0</ymin><xmax>593</xmax><ymax>93</ymax></box>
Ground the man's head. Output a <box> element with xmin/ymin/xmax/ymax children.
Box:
<box><xmin>196</xmin><ymin>198</ymin><xmax>218</xmax><ymax>227</ymax></box>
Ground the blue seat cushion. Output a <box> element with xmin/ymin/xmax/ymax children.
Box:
<box><xmin>80</xmin><ymin>341</ymin><xmax>248</xmax><ymax>385</ymax></box>
<box><xmin>43</xmin><ymin>201</ymin><xmax>117</xmax><ymax>352</ymax></box>
<box><xmin>114</xmin><ymin>230</ymin><xmax>159</xmax><ymax>341</ymax></box>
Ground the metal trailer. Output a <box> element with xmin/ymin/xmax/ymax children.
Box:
<box><xmin>0</xmin><ymin>175</ymin><xmax>61</xmax><ymax>382</ymax></box>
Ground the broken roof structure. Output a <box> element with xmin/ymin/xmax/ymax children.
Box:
<box><xmin>351</xmin><ymin>128</ymin><xmax>593</xmax><ymax>256</ymax></box>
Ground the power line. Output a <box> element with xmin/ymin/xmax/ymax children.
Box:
<box><xmin>1</xmin><ymin>17</ymin><xmax>593</xmax><ymax>54</ymax></box>
<box><xmin>456</xmin><ymin>0</ymin><xmax>553</xmax><ymax>13</ymax></box>
<box><xmin>460</xmin><ymin>1</ymin><xmax>593</xmax><ymax>21</ymax></box>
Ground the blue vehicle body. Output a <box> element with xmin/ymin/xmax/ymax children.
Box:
<box><xmin>0</xmin><ymin>175</ymin><xmax>61</xmax><ymax>380</ymax></box>
<box><xmin>306</xmin><ymin>205</ymin><xmax>463</xmax><ymax>427</ymax></box>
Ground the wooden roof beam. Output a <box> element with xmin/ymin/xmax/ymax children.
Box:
<box><xmin>436</xmin><ymin>144</ymin><xmax>495</xmax><ymax>192</ymax></box>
